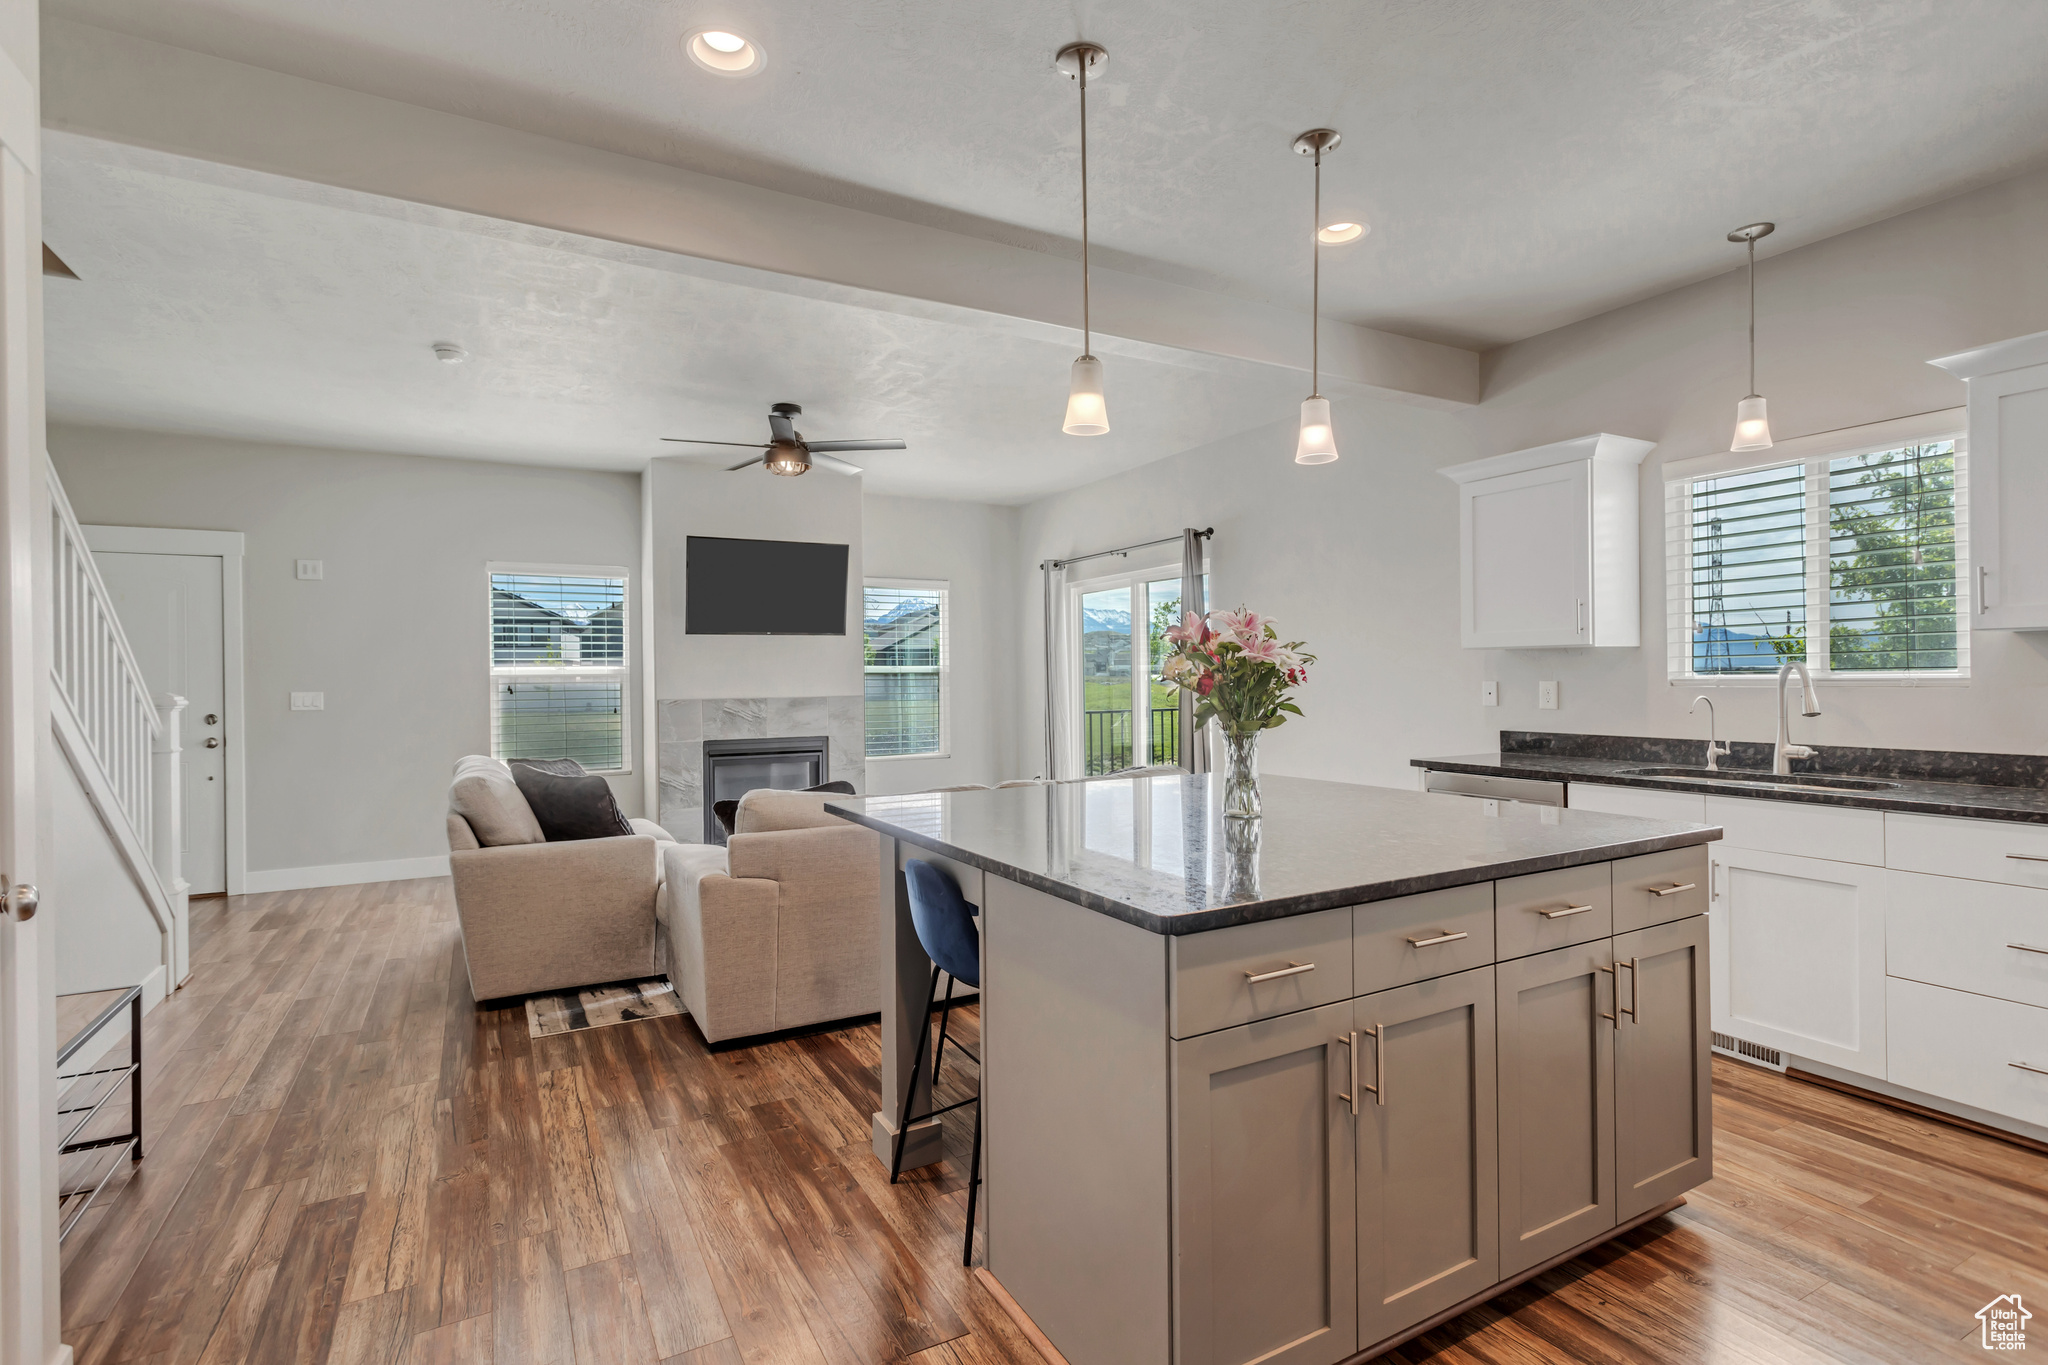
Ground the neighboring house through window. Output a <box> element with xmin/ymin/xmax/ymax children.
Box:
<box><xmin>864</xmin><ymin>580</ymin><xmax>948</xmax><ymax>758</ymax></box>
<box><xmin>489</xmin><ymin>565</ymin><xmax>630</xmax><ymax>771</ymax></box>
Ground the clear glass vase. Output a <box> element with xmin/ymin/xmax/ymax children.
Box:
<box><xmin>1221</xmin><ymin>729</ymin><xmax>1262</xmax><ymax>820</ymax></box>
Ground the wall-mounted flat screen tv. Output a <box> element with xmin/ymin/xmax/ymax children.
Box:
<box><xmin>685</xmin><ymin>536</ymin><xmax>849</xmax><ymax>635</ymax></box>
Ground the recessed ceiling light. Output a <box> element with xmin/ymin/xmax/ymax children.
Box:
<box><xmin>686</xmin><ymin>27</ymin><xmax>765</xmax><ymax>76</ymax></box>
<box><xmin>1317</xmin><ymin>222</ymin><xmax>1367</xmax><ymax>244</ymax></box>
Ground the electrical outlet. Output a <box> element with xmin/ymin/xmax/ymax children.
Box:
<box><xmin>290</xmin><ymin>691</ymin><xmax>324</xmax><ymax>711</ymax></box>
<box><xmin>1538</xmin><ymin>680</ymin><xmax>1559</xmax><ymax>710</ymax></box>
<box><xmin>1481</xmin><ymin>681</ymin><xmax>1499</xmax><ymax>707</ymax></box>
<box><xmin>296</xmin><ymin>560</ymin><xmax>324</xmax><ymax>580</ymax></box>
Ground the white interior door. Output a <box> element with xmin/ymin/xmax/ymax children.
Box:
<box><xmin>92</xmin><ymin>553</ymin><xmax>228</xmax><ymax>895</ymax></box>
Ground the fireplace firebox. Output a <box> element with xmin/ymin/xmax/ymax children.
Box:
<box><xmin>701</xmin><ymin>736</ymin><xmax>829</xmax><ymax>845</ymax></box>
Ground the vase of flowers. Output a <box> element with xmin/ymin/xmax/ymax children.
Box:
<box><xmin>1159</xmin><ymin>608</ymin><xmax>1315</xmax><ymax>820</ymax></box>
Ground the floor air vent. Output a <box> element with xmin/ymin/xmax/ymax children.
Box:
<box><xmin>1712</xmin><ymin>1031</ymin><xmax>1785</xmax><ymax>1071</ymax></box>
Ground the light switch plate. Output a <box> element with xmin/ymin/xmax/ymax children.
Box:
<box><xmin>1538</xmin><ymin>680</ymin><xmax>1559</xmax><ymax>710</ymax></box>
<box><xmin>1481</xmin><ymin>681</ymin><xmax>1499</xmax><ymax>707</ymax></box>
<box><xmin>290</xmin><ymin>691</ymin><xmax>324</xmax><ymax>711</ymax></box>
<box><xmin>296</xmin><ymin>560</ymin><xmax>324</xmax><ymax>580</ymax></box>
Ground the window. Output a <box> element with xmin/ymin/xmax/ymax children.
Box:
<box><xmin>489</xmin><ymin>567</ymin><xmax>630</xmax><ymax>772</ymax></box>
<box><xmin>1667</xmin><ymin>429</ymin><xmax>1967</xmax><ymax>681</ymax></box>
<box><xmin>1073</xmin><ymin>568</ymin><xmax>1200</xmax><ymax>775</ymax></box>
<box><xmin>864</xmin><ymin>581</ymin><xmax>948</xmax><ymax>758</ymax></box>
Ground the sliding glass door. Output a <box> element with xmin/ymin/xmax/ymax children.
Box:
<box><xmin>1074</xmin><ymin>571</ymin><xmax>1189</xmax><ymax>775</ymax></box>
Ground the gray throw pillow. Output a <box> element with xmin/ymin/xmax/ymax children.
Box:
<box><xmin>508</xmin><ymin>759</ymin><xmax>634</xmax><ymax>841</ymax></box>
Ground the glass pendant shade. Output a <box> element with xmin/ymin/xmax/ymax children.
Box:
<box><xmin>1731</xmin><ymin>395</ymin><xmax>1773</xmax><ymax>451</ymax></box>
<box><xmin>1294</xmin><ymin>396</ymin><xmax>1338</xmax><ymax>464</ymax></box>
<box><xmin>1063</xmin><ymin>354</ymin><xmax>1109</xmax><ymax>436</ymax></box>
<box><xmin>765</xmin><ymin>440</ymin><xmax>811</xmax><ymax>476</ymax></box>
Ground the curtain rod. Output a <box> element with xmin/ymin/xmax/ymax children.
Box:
<box><xmin>1041</xmin><ymin>527</ymin><xmax>1211</xmax><ymax>572</ymax></box>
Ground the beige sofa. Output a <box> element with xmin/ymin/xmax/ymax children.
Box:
<box><xmin>445</xmin><ymin>755</ymin><xmax>678</xmax><ymax>1001</ymax></box>
<box><xmin>659</xmin><ymin>788</ymin><xmax>881</xmax><ymax>1043</ymax></box>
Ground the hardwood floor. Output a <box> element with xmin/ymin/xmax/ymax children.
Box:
<box><xmin>57</xmin><ymin>878</ymin><xmax>2046</xmax><ymax>1364</ymax></box>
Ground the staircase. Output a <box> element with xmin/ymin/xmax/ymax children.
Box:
<box><xmin>47</xmin><ymin>459</ymin><xmax>188</xmax><ymax>1004</ymax></box>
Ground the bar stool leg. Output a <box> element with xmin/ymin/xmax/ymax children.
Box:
<box><xmin>932</xmin><ymin>972</ymin><xmax>957</xmax><ymax>1090</ymax></box>
<box><xmin>889</xmin><ymin>963</ymin><xmax>942</xmax><ymax>1184</ymax></box>
<box><xmin>963</xmin><ymin>1095</ymin><xmax>982</xmax><ymax>1266</ymax></box>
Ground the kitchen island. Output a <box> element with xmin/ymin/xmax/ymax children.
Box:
<box><xmin>828</xmin><ymin>773</ymin><xmax>1722</xmax><ymax>1365</ymax></box>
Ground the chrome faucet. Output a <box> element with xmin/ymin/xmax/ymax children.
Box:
<box><xmin>1689</xmin><ymin>695</ymin><xmax>1729</xmax><ymax>772</ymax></box>
<box><xmin>1773</xmin><ymin>661</ymin><xmax>1821</xmax><ymax>775</ymax></box>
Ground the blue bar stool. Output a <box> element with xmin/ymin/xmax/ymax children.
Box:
<box><xmin>889</xmin><ymin>859</ymin><xmax>983</xmax><ymax>1266</ymax></box>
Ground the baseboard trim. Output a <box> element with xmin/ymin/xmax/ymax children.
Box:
<box><xmin>242</xmin><ymin>853</ymin><xmax>451</xmax><ymax>893</ymax></box>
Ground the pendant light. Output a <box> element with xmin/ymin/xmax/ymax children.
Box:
<box><xmin>1728</xmin><ymin>221</ymin><xmax>1776</xmax><ymax>451</ymax></box>
<box><xmin>1291</xmin><ymin>129</ymin><xmax>1341</xmax><ymax>464</ymax></box>
<box><xmin>1058</xmin><ymin>43</ymin><xmax>1110</xmax><ymax>436</ymax></box>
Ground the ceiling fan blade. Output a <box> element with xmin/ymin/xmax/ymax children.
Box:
<box><xmin>725</xmin><ymin>455</ymin><xmax>768</xmax><ymax>472</ymax></box>
<box><xmin>811</xmin><ymin>452</ymin><xmax>865</xmax><ymax>475</ymax></box>
<box><xmin>661</xmin><ymin>438</ymin><xmax>771</xmax><ymax>448</ymax></box>
<box><xmin>768</xmin><ymin>412</ymin><xmax>798</xmax><ymax>443</ymax></box>
<box><xmin>803</xmin><ymin>439</ymin><xmax>906</xmax><ymax>453</ymax></box>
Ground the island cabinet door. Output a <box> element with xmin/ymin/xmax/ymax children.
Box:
<box><xmin>1354</xmin><ymin>966</ymin><xmax>1499</xmax><ymax>1350</ymax></box>
<box><xmin>1613</xmin><ymin>914</ymin><xmax>1713</xmax><ymax>1222</ymax></box>
<box><xmin>1172</xmin><ymin>1000</ymin><xmax>1357</xmax><ymax>1365</ymax></box>
<box><xmin>1494</xmin><ymin>941</ymin><xmax>1616</xmax><ymax>1278</ymax></box>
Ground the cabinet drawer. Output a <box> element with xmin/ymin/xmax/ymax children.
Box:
<box><xmin>1885</xmin><ymin>812</ymin><xmax>2048</xmax><ymax>890</ymax></box>
<box><xmin>1887</xmin><ymin>870</ymin><xmax>2048</xmax><ymax>1010</ymax></box>
<box><xmin>1706</xmin><ymin>795</ymin><xmax>1882</xmax><ymax>866</ymax></box>
<box><xmin>1887</xmin><ymin>976</ymin><xmax>2048</xmax><ymax>1129</ymax></box>
<box><xmin>1613</xmin><ymin>848</ymin><xmax>1708</xmax><ymax>934</ymax></box>
<box><xmin>1354</xmin><ymin>884</ymin><xmax>1494</xmax><ymax>995</ymax></box>
<box><xmin>1495</xmin><ymin>863</ymin><xmax>1612</xmax><ymax>960</ymax></box>
<box><xmin>1567</xmin><ymin>783</ymin><xmax>1708</xmax><ymax>825</ymax></box>
<box><xmin>1171</xmin><ymin>906</ymin><xmax>1353</xmax><ymax>1040</ymax></box>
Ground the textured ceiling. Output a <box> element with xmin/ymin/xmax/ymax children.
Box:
<box><xmin>46</xmin><ymin>0</ymin><xmax>2048</xmax><ymax>348</ymax></box>
<box><xmin>41</xmin><ymin>142</ymin><xmax>1310</xmax><ymax>503</ymax></box>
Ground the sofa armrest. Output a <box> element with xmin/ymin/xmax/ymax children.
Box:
<box><xmin>449</xmin><ymin>834</ymin><xmax>659</xmax><ymax>1001</ymax></box>
<box><xmin>659</xmin><ymin>841</ymin><xmax>778</xmax><ymax>1043</ymax></box>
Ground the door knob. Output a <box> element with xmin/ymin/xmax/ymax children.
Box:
<box><xmin>205</xmin><ymin>737</ymin><xmax>221</xmax><ymax>749</ymax></box>
<box><xmin>6</xmin><ymin>882</ymin><xmax>37</xmax><ymax>921</ymax></box>
<box><xmin>205</xmin><ymin>713</ymin><xmax>219</xmax><ymax>725</ymax></box>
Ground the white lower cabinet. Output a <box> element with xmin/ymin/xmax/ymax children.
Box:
<box><xmin>1710</xmin><ymin>846</ymin><xmax>1887</xmax><ymax>1078</ymax></box>
<box><xmin>1887</xmin><ymin>977</ymin><xmax>2048</xmax><ymax>1129</ymax></box>
<box><xmin>1887</xmin><ymin>869</ymin><xmax>2048</xmax><ymax>1010</ymax></box>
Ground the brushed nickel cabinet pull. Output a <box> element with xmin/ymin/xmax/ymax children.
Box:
<box><xmin>2006</xmin><ymin>853</ymin><xmax>2048</xmax><ymax>864</ymax></box>
<box><xmin>1362</xmin><ymin>1024</ymin><xmax>1384</xmax><ymax>1106</ymax></box>
<box><xmin>1335</xmin><ymin>1031</ymin><xmax>1359</xmax><ymax>1115</ymax></box>
<box><xmin>1648</xmin><ymin>883</ymin><xmax>1696</xmax><ymax>897</ymax></box>
<box><xmin>1542</xmin><ymin>903</ymin><xmax>1595</xmax><ymax>919</ymax></box>
<box><xmin>2008</xmin><ymin>943</ymin><xmax>2048</xmax><ymax>956</ymax></box>
<box><xmin>1245</xmin><ymin>961</ymin><xmax>1315</xmax><ymax>984</ymax></box>
<box><xmin>1406</xmin><ymin>930</ymin><xmax>1468</xmax><ymax>948</ymax></box>
<box><xmin>2011</xmin><ymin>1061</ymin><xmax>2048</xmax><ymax>1078</ymax></box>
<box><xmin>1603</xmin><ymin>958</ymin><xmax>1638</xmax><ymax>1022</ymax></box>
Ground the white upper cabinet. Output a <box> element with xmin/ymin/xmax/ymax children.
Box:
<box><xmin>1931</xmin><ymin>329</ymin><xmax>2048</xmax><ymax>631</ymax></box>
<box><xmin>1441</xmin><ymin>434</ymin><xmax>1655</xmax><ymax>649</ymax></box>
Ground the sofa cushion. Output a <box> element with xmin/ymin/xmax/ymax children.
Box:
<box><xmin>629</xmin><ymin>818</ymin><xmax>678</xmax><ymax>843</ymax></box>
<box><xmin>449</xmin><ymin>756</ymin><xmax>545</xmax><ymax>847</ymax></box>
<box><xmin>510</xmin><ymin>760</ymin><xmax>635</xmax><ymax>841</ymax></box>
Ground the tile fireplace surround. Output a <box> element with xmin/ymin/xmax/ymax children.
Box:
<box><xmin>657</xmin><ymin>696</ymin><xmax>864</xmax><ymax>841</ymax></box>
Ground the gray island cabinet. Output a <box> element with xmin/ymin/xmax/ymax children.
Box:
<box><xmin>829</xmin><ymin>774</ymin><xmax>1718</xmax><ymax>1365</ymax></box>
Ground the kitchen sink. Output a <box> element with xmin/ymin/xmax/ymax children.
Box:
<box><xmin>1614</xmin><ymin>766</ymin><xmax>1903</xmax><ymax>792</ymax></box>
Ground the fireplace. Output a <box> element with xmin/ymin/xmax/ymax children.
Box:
<box><xmin>701</xmin><ymin>735</ymin><xmax>829</xmax><ymax>845</ymax></box>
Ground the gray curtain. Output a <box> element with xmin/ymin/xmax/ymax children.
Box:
<box><xmin>1178</xmin><ymin>527</ymin><xmax>1210</xmax><ymax>773</ymax></box>
<box><xmin>1042</xmin><ymin>560</ymin><xmax>1075</xmax><ymax>779</ymax></box>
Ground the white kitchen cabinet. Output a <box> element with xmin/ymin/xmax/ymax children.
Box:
<box><xmin>1440</xmin><ymin>434</ymin><xmax>1656</xmax><ymax>649</ymax></box>
<box><xmin>1887</xmin><ymin>977</ymin><xmax>2048</xmax><ymax>1130</ymax></box>
<box><xmin>1931</xmin><ymin>328</ymin><xmax>2048</xmax><ymax>630</ymax></box>
<box><xmin>1887</xmin><ymin>869</ymin><xmax>2048</xmax><ymax>1011</ymax></box>
<box><xmin>1710</xmin><ymin>846</ymin><xmax>1887</xmax><ymax>1078</ymax></box>
<box><xmin>1567</xmin><ymin>783</ymin><xmax>1707</xmax><ymax>824</ymax></box>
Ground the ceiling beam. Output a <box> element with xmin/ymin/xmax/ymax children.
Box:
<box><xmin>43</xmin><ymin>20</ymin><xmax>1479</xmax><ymax>409</ymax></box>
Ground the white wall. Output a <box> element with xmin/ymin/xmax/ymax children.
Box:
<box><xmin>1466</xmin><ymin>162</ymin><xmax>2048</xmax><ymax>757</ymax></box>
<box><xmin>49</xmin><ymin>426</ymin><xmax>644</xmax><ymax>884</ymax></box>
<box><xmin>1017</xmin><ymin>401</ymin><xmax>1490</xmax><ymax>791</ymax></box>
<box><xmin>46</xmin><ymin>731</ymin><xmax>163</xmax><ymax>1004</ymax></box>
<box><xmin>862</xmin><ymin>493</ymin><xmax>1022</xmax><ymax>793</ymax></box>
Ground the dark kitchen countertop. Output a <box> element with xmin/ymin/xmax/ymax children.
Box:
<box><xmin>1412</xmin><ymin>732</ymin><xmax>2048</xmax><ymax>825</ymax></box>
<box><xmin>827</xmin><ymin>772</ymin><xmax>1719</xmax><ymax>935</ymax></box>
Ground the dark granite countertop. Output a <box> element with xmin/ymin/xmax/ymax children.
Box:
<box><xmin>1412</xmin><ymin>731</ymin><xmax>2048</xmax><ymax>825</ymax></box>
<box><xmin>826</xmin><ymin>773</ymin><xmax>1719</xmax><ymax>935</ymax></box>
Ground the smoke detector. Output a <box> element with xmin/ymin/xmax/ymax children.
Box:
<box><xmin>432</xmin><ymin>342</ymin><xmax>468</xmax><ymax>364</ymax></box>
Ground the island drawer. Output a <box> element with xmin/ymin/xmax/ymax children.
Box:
<box><xmin>1613</xmin><ymin>848</ymin><xmax>1708</xmax><ymax>934</ymax></box>
<box><xmin>1495</xmin><ymin>863</ymin><xmax>1612</xmax><ymax>960</ymax></box>
<box><xmin>1170</xmin><ymin>906</ymin><xmax>1354</xmax><ymax>1039</ymax></box>
<box><xmin>1354</xmin><ymin>884</ymin><xmax>1494</xmax><ymax>994</ymax></box>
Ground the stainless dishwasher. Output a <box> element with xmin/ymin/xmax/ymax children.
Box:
<box><xmin>1420</xmin><ymin>768</ymin><xmax>1566</xmax><ymax>810</ymax></box>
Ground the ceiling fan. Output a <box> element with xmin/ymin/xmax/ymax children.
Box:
<box><xmin>661</xmin><ymin>402</ymin><xmax>906</xmax><ymax>476</ymax></box>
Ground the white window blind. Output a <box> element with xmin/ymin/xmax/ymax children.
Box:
<box><xmin>864</xmin><ymin>581</ymin><xmax>947</xmax><ymax>758</ymax></box>
<box><xmin>489</xmin><ymin>568</ymin><xmax>630</xmax><ymax>772</ymax></box>
<box><xmin>1666</xmin><ymin>423</ymin><xmax>1968</xmax><ymax>682</ymax></box>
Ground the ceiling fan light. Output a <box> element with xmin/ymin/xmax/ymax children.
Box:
<box><xmin>765</xmin><ymin>440</ymin><xmax>810</xmax><ymax>476</ymax></box>
<box><xmin>1731</xmin><ymin>395</ymin><xmax>1773</xmax><ymax>452</ymax></box>
<box><xmin>1294</xmin><ymin>396</ymin><xmax>1339</xmax><ymax>464</ymax></box>
<box><xmin>1063</xmin><ymin>354</ymin><xmax>1110</xmax><ymax>436</ymax></box>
